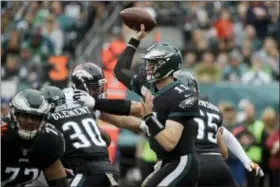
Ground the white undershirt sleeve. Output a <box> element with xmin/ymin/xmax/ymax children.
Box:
<box><xmin>222</xmin><ymin>126</ymin><xmax>251</xmax><ymax>165</ymax></box>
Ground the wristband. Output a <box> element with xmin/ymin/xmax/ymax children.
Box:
<box><xmin>128</xmin><ymin>38</ymin><xmax>140</xmax><ymax>49</ymax></box>
<box><xmin>144</xmin><ymin>114</ymin><xmax>164</xmax><ymax>137</ymax></box>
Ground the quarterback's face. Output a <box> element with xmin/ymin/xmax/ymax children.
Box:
<box><xmin>16</xmin><ymin>113</ymin><xmax>43</xmax><ymax>131</ymax></box>
<box><xmin>145</xmin><ymin>60</ymin><xmax>159</xmax><ymax>80</ymax></box>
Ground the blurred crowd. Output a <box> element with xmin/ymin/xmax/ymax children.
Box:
<box><xmin>180</xmin><ymin>1</ymin><xmax>279</xmax><ymax>84</ymax></box>
<box><xmin>1</xmin><ymin>1</ymin><xmax>110</xmax><ymax>93</ymax></box>
<box><xmin>218</xmin><ymin>100</ymin><xmax>279</xmax><ymax>186</ymax></box>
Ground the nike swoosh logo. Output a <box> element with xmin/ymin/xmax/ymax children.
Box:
<box><xmin>184</xmin><ymin>94</ymin><xmax>192</xmax><ymax>98</ymax></box>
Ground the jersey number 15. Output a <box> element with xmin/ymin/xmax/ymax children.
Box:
<box><xmin>194</xmin><ymin>110</ymin><xmax>220</xmax><ymax>144</ymax></box>
<box><xmin>62</xmin><ymin>118</ymin><xmax>107</xmax><ymax>149</ymax></box>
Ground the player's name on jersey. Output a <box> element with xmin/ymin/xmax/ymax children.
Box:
<box><xmin>51</xmin><ymin>106</ymin><xmax>91</xmax><ymax>120</ymax></box>
<box><xmin>199</xmin><ymin>100</ymin><xmax>219</xmax><ymax>112</ymax></box>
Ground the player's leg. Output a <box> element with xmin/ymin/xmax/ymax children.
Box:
<box><xmin>70</xmin><ymin>173</ymin><xmax>119</xmax><ymax>187</ymax></box>
<box><xmin>142</xmin><ymin>154</ymin><xmax>200</xmax><ymax>187</ymax></box>
<box><xmin>198</xmin><ymin>154</ymin><xmax>238</xmax><ymax>187</ymax></box>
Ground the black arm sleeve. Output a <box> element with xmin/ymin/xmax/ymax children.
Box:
<box><xmin>114</xmin><ymin>38</ymin><xmax>140</xmax><ymax>89</ymax></box>
<box><xmin>95</xmin><ymin>99</ymin><xmax>131</xmax><ymax>115</ymax></box>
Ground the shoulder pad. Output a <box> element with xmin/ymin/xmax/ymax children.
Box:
<box><xmin>178</xmin><ymin>94</ymin><xmax>198</xmax><ymax>109</ymax></box>
<box><xmin>33</xmin><ymin>124</ymin><xmax>65</xmax><ymax>169</ymax></box>
<box><xmin>40</xmin><ymin>123</ymin><xmax>62</xmax><ymax>137</ymax></box>
<box><xmin>171</xmin><ymin>85</ymin><xmax>198</xmax><ymax>109</ymax></box>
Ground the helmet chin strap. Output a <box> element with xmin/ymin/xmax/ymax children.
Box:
<box><xmin>18</xmin><ymin>129</ymin><xmax>39</xmax><ymax>140</ymax></box>
<box><xmin>17</xmin><ymin>119</ymin><xmax>45</xmax><ymax>140</ymax></box>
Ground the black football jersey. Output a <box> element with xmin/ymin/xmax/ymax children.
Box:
<box><xmin>47</xmin><ymin>106</ymin><xmax>111</xmax><ymax>170</ymax></box>
<box><xmin>132</xmin><ymin>79</ymin><xmax>200</xmax><ymax>159</ymax></box>
<box><xmin>194</xmin><ymin>100</ymin><xmax>224</xmax><ymax>154</ymax></box>
<box><xmin>1</xmin><ymin>119</ymin><xmax>65</xmax><ymax>187</ymax></box>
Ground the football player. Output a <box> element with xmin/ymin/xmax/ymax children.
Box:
<box><xmin>40</xmin><ymin>86</ymin><xmax>119</xmax><ymax>186</ymax></box>
<box><xmin>114</xmin><ymin>25</ymin><xmax>200</xmax><ymax>186</ymax></box>
<box><xmin>173</xmin><ymin>69</ymin><xmax>264</xmax><ymax>186</ymax></box>
<box><xmin>70</xmin><ymin>62</ymin><xmax>143</xmax><ymax>118</ymax></box>
<box><xmin>114</xmin><ymin>25</ymin><xmax>264</xmax><ymax>186</ymax></box>
<box><xmin>1</xmin><ymin>89</ymin><xmax>68</xmax><ymax>187</ymax></box>
<box><xmin>68</xmin><ymin>62</ymin><xmax>149</xmax><ymax>134</ymax></box>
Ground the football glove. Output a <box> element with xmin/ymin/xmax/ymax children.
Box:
<box><xmin>244</xmin><ymin>161</ymin><xmax>264</xmax><ymax>177</ymax></box>
<box><xmin>73</xmin><ymin>89</ymin><xmax>96</xmax><ymax>109</ymax></box>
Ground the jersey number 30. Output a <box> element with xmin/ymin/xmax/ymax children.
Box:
<box><xmin>194</xmin><ymin>110</ymin><xmax>220</xmax><ymax>143</ymax></box>
<box><xmin>62</xmin><ymin>118</ymin><xmax>106</xmax><ymax>149</ymax></box>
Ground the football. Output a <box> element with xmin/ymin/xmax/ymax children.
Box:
<box><xmin>120</xmin><ymin>7</ymin><xmax>157</xmax><ymax>31</ymax></box>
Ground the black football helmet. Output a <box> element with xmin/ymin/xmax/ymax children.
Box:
<box><xmin>40</xmin><ymin>86</ymin><xmax>66</xmax><ymax>112</ymax></box>
<box><xmin>71</xmin><ymin>62</ymin><xmax>107</xmax><ymax>99</ymax></box>
<box><xmin>10</xmin><ymin>89</ymin><xmax>50</xmax><ymax>140</ymax></box>
<box><xmin>173</xmin><ymin>69</ymin><xmax>199</xmax><ymax>94</ymax></box>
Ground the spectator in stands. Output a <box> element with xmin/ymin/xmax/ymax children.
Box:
<box><xmin>214</xmin><ymin>8</ymin><xmax>233</xmax><ymax>40</ymax></box>
<box><xmin>1</xmin><ymin>54</ymin><xmax>21</xmax><ymax>80</ymax></box>
<box><xmin>239</xmin><ymin>101</ymin><xmax>267</xmax><ymax>186</ymax></box>
<box><xmin>1</xmin><ymin>98</ymin><xmax>10</xmax><ymax>117</ymax></box>
<box><xmin>29</xmin><ymin>1</ymin><xmax>49</xmax><ymax>27</ymax></box>
<box><xmin>186</xmin><ymin>29</ymin><xmax>209</xmax><ymax>61</ymax></box>
<box><xmin>216</xmin><ymin>52</ymin><xmax>229</xmax><ymax>71</ymax></box>
<box><xmin>16</xmin><ymin>11</ymin><xmax>34</xmax><ymax>32</ymax></box>
<box><xmin>222</xmin><ymin>50</ymin><xmax>248</xmax><ymax>82</ymax></box>
<box><xmin>101</xmin><ymin>31</ymin><xmax>127</xmax><ymax>99</ymax></box>
<box><xmin>246</xmin><ymin>2</ymin><xmax>271</xmax><ymax>40</ymax></box>
<box><xmin>213</xmin><ymin>8</ymin><xmax>235</xmax><ymax>52</ymax></box>
<box><xmin>234</xmin><ymin>2</ymin><xmax>249</xmax><ymax>44</ymax></box>
<box><xmin>42</xmin><ymin>14</ymin><xmax>64</xmax><ymax>55</ymax></box>
<box><xmin>261</xmin><ymin>107</ymin><xmax>279</xmax><ymax>186</ymax></box>
<box><xmin>182</xmin><ymin>51</ymin><xmax>196</xmax><ymax>71</ymax></box>
<box><xmin>241</xmin><ymin>55</ymin><xmax>272</xmax><ymax>85</ymax></box>
<box><xmin>101</xmin><ymin>33</ymin><xmax>126</xmax><ymax>72</ymax></box>
<box><xmin>21</xmin><ymin>27</ymin><xmax>54</xmax><ymax>65</ymax></box>
<box><xmin>1</xmin><ymin>28</ymin><xmax>21</xmax><ymax>66</ymax></box>
<box><xmin>236</xmin><ymin>24</ymin><xmax>262</xmax><ymax>52</ymax></box>
<box><xmin>264</xmin><ymin>108</ymin><xmax>280</xmax><ymax>187</ymax></box>
<box><xmin>50</xmin><ymin>1</ymin><xmax>76</xmax><ymax>32</ymax></box>
<box><xmin>244</xmin><ymin>25</ymin><xmax>262</xmax><ymax>51</ymax></box>
<box><xmin>240</xmin><ymin>39</ymin><xmax>254</xmax><ymax>66</ymax></box>
<box><xmin>195</xmin><ymin>51</ymin><xmax>220</xmax><ymax>83</ymax></box>
<box><xmin>219</xmin><ymin>102</ymin><xmax>245</xmax><ymax>185</ymax></box>
<box><xmin>254</xmin><ymin>37</ymin><xmax>279</xmax><ymax>81</ymax></box>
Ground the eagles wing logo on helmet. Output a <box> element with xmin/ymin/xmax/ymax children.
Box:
<box><xmin>143</xmin><ymin>49</ymin><xmax>173</xmax><ymax>60</ymax></box>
